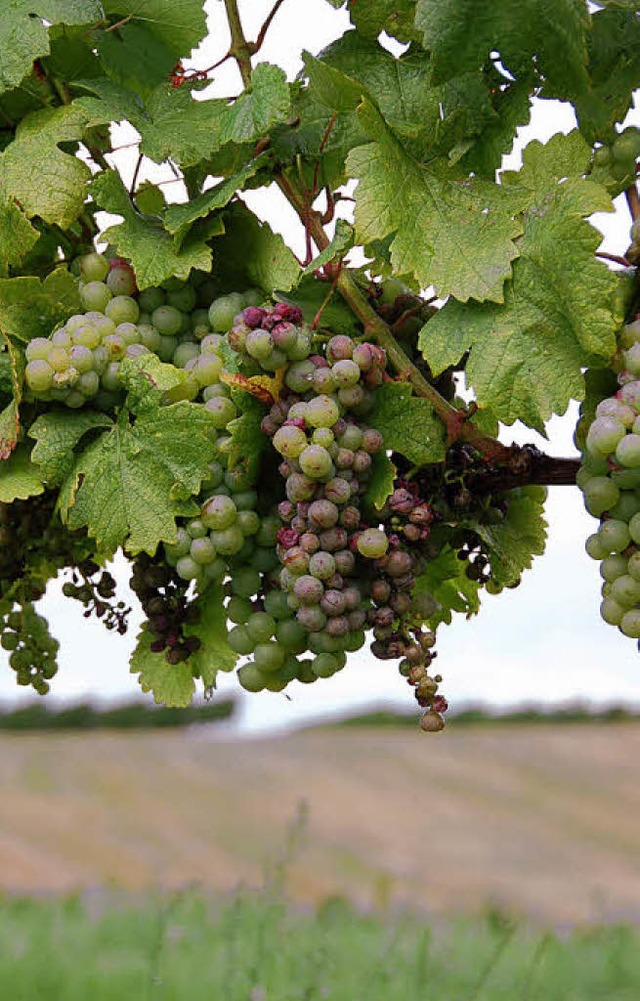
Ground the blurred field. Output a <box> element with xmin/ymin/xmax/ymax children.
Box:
<box><xmin>1</xmin><ymin>723</ymin><xmax>640</xmax><ymax>925</ymax></box>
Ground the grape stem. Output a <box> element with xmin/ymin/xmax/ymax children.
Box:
<box><xmin>223</xmin><ymin>0</ymin><xmax>574</xmax><ymax>475</ymax></box>
<box><xmin>626</xmin><ymin>183</ymin><xmax>640</xmax><ymax>223</ymax></box>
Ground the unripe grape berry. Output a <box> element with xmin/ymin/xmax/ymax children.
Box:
<box><xmin>326</xmin><ymin>335</ymin><xmax>354</xmax><ymax>362</ymax></box>
<box><xmin>299</xmin><ymin>445</ymin><xmax>334</xmax><ymax>479</ymax></box>
<box><xmin>293</xmin><ymin>574</ymin><xmax>325</xmax><ymax>605</ymax></box>
<box><xmin>305</xmin><ymin>395</ymin><xmax>341</xmax><ymax>429</ymax></box>
<box><xmin>296</xmin><ymin>605</ymin><xmax>327</xmax><ymax>632</ymax></box>
<box><xmin>357</xmin><ymin>528</ymin><xmax>389</xmax><ymax>559</ymax></box>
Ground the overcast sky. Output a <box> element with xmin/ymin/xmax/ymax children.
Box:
<box><xmin>1</xmin><ymin>0</ymin><xmax>639</xmax><ymax>732</ymax></box>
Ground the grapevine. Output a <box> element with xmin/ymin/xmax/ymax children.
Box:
<box><xmin>0</xmin><ymin>0</ymin><xmax>639</xmax><ymax>728</ymax></box>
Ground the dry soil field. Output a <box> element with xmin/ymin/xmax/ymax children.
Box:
<box><xmin>1</xmin><ymin>723</ymin><xmax>639</xmax><ymax>925</ymax></box>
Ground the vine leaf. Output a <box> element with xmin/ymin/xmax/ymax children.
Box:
<box><xmin>131</xmin><ymin>627</ymin><xmax>195</xmax><ymax>707</ymax></box>
<box><xmin>421</xmin><ymin>133</ymin><xmax>618</xmax><ymax>430</ymax></box>
<box><xmin>185</xmin><ymin>583</ymin><xmax>238</xmax><ymax>688</ymax></box>
<box><xmin>0</xmin><ymin>446</ymin><xmax>45</xmax><ymax>503</ymax></box>
<box><xmin>163</xmin><ymin>157</ymin><xmax>268</xmax><ymax>247</ymax></box>
<box><xmin>211</xmin><ymin>203</ymin><xmax>300</xmax><ymax>294</ymax></box>
<box><xmin>29</xmin><ymin>410</ymin><xmax>113</xmax><ymax>485</ymax></box>
<box><xmin>415</xmin><ymin>0</ymin><xmax>590</xmax><ymax>98</ymax></box>
<box><xmin>0</xmin><ymin>105</ymin><xmax>91</xmax><ymax>229</ymax></box>
<box><xmin>370</xmin><ymin>382</ymin><xmax>446</xmax><ymax>465</ymax></box>
<box><xmin>413</xmin><ymin>547</ymin><xmax>482</xmax><ymax>629</ymax></box>
<box><xmin>226</xmin><ymin>393</ymin><xmax>270</xmax><ymax>478</ymax></box>
<box><xmin>0</xmin><ymin>195</ymin><xmax>38</xmax><ymax>276</ymax></box>
<box><xmin>346</xmin><ymin>101</ymin><xmax>525</xmax><ymax>302</ymax></box>
<box><xmin>0</xmin><ymin>270</ymin><xmax>81</xmax><ymax>344</ymax></box>
<box><xmin>140</xmin><ymin>63</ymin><xmax>290</xmax><ymax>167</ymax></box>
<box><xmin>474</xmin><ymin>490</ymin><xmax>547</xmax><ymax>586</ymax></box>
<box><xmin>59</xmin><ymin>395</ymin><xmax>219</xmax><ymax>556</ymax></box>
<box><xmin>0</xmin><ymin>0</ymin><xmax>103</xmax><ymax>95</ymax></box>
<box><xmin>365</xmin><ymin>450</ymin><xmax>396</xmax><ymax>511</ymax></box>
<box><xmin>92</xmin><ymin>170</ymin><xmax>212</xmax><ymax>289</ymax></box>
<box><xmin>0</xmin><ymin>330</ymin><xmax>24</xmax><ymax>459</ymax></box>
<box><xmin>102</xmin><ymin>0</ymin><xmax>207</xmax><ymax>57</ymax></box>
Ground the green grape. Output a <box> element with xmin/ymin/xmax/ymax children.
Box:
<box><xmin>246</xmin><ymin>329</ymin><xmax>274</xmax><ymax>361</ymax></box>
<box><xmin>25</xmin><ymin>360</ymin><xmax>54</xmax><ymax>392</ymax></box>
<box><xmin>285</xmin><ymin>360</ymin><xmax>315</xmax><ymax>393</ymax></box>
<box><xmin>139</xmin><ymin>287</ymin><xmax>165</xmax><ymax>313</ymax></box>
<box><xmin>598</xmin><ymin>519</ymin><xmax>632</xmax><ymax>553</ymax></box>
<box><xmin>176</xmin><ymin>555</ymin><xmax>202</xmax><ymax>581</ymax></box>
<box><xmin>255</xmin><ymin>516</ymin><xmax>281</xmax><ymax>548</ymax></box>
<box><xmin>305</xmin><ymin>395</ymin><xmax>341</xmax><ymax>429</ymax></box>
<box><xmin>208</xmin><ymin>293</ymin><xmax>244</xmax><ymax>332</ymax></box>
<box><xmin>69</xmin><ymin>345</ymin><xmax>94</xmax><ymax>374</ymax></box>
<box><xmin>208</xmin><ymin>525</ymin><xmax>244</xmax><ymax>555</ymax></box>
<box><xmin>287</xmin><ymin>331</ymin><xmax>312</xmax><ymax>361</ymax></box>
<box><xmin>71</xmin><ymin>324</ymin><xmax>101</xmax><ymax>349</ymax></box>
<box><xmin>616</xmin><ymin>434</ymin><xmax>640</xmax><ymax>468</ymax></box>
<box><xmin>629</xmin><ymin>511</ymin><xmax>640</xmax><ymax>545</ymax></box>
<box><xmin>275</xmin><ymin>619</ymin><xmax>307</xmax><ymax>653</ymax></box>
<box><xmin>105</xmin><ymin>295</ymin><xmax>139</xmax><ymax>325</ymax></box>
<box><xmin>609</xmin><ymin>492</ymin><xmax>640</xmax><ymax>522</ymax></box>
<box><xmin>246</xmin><ymin>611</ymin><xmax>276</xmax><ymax>643</ymax></box>
<box><xmin>312</xmin><ymin>652</ymin><xmax>340</xmax><ymax>678</ymax></box>
<box><xmin>48</xmin><ymin>347</ymin><xmax>71</xmax><ymax>372</ymax></box>
<box><xmin>627</xmin><ymin>550</ymin><xmax>640</xmax><ymax>582</ymax></box>
<box><xmin>80</xmin><ymin>281</ymin><xmax>112</xmax><ymax>312</ymax></box>
<box><xmin>237</xmin><ymin>510</ymin><xmax>260</xmax><ymax>536</ymax></box>
<box><xmin>620</xmin><ymin>608</ymin><xmax>640</xmax><ymax>638</ymax></box>
<box><xmin>228</xmin><ymin>625</ymin><xmax>256</xmax><ymax>656</ymax></box>
<box><xmin>25</xmin><ymin>337</ymin><xmax>53</xmax><ymax>362</ymax></box>
<box><xmin>190</xmin><ymin>536</ymin><xmax>217</xmax><ymax>564</ymax></box>
<box><xmin>157</xmin><ymin>334</ymin><xmax>178</xmax><ymax>361</ymax></box>
<box><xmin>173</xmin><ymin>342</ymin><xmax>200</xmax><ymax>368</ymax></box>
<box><xmin>192</xmin><ymin>353</ymin><xmax>223</xmax><ymax>387</ymax></box>
<box><xmin>101</xmin><ymin>362</ymin><xmax>122</xmax><ymax>392</ymax></box>
<box><xmin>204</xmin><ymin>557</ymin><xmax>226</xmax><ymax>581</ymax></box>
<box><xmin>601</xmin><ymin>554</ymin><xmax>629</xmax><ymax>582</ymax></box>
<box><xmin>164</xmin><ymin>528</ymin><xmax>191</xmax><ymax>562</ymax></box>
<box><xmin>100</xmin><ymin>333</ymin><xmax>126</xmax><ymax>362</ymax></box>
<box><xmin>227</xmin><ymin>596</ymin><xmax>253</xmax><ymax>624</ymax></box>
<box><xmin>261</xmin><ymin>591</ymin><xmax>291</xmax><ymax>622</ymax></box>
<box><xmin>204</xmin><ymin>397</ymin><xmax>238</xmax><ymax>428</ymax></box>
<box><xmin>77</xmin><ymin>370</ymin><xmax>99</xmax><ymax>397</ymax></box>
<box><xmin>357</xmin><ymin>528</ymin><xmax>389</xmax><ymax>558</ymax></box>
<box><xmin>237</xmin><ymin>662</ymin><xmax>266</xmax><ymax>692</ymax></box>
<box><xmin>138</xmin><ymin>324</ymin><xmax>162</xmax><ymax>353</ymax></box>
<box><xmin>167</xmin><ymin>285</ymin><xmax>197</xmax><ymax>312</ymax></box>
<box><xmin>107</xmin><ymin>266</ymin><xmax>136</xmax><ymax>296</ymax></box>
<box><xmin>582</xmin><ymin>477</ymin><xmax>620</xmax><ymax>518</ymax></box>
<box><xmin>187</xmin><ymin>517</ymin><xmax>208</xmax><ymax>539</ymax></box>
<box><xmin>273</xmin><ymin>425</ymin><xmax>308</xmax><ymax>458</ymax></box>
<box><xmin>331</xmin><ymin>359</ymin><xmax>360</xmax><ymax>389</ymax></box>
<box><xmin>231</xmin><ymin>567</ymin><xmax>261</xmax><ymax>598</ymax></box>
<box><xmin>151</xmin><ymin>305</ymin><xmax>182</xmax><ymax>336</ymax></box>
<box><xmin>80</xmin><ymin>252</ymin><xmax>109</xmax><ymax>282</ymax></box>
<box><xmin>586</xmin><ymin>416</ymin><xmax>626</xmax><ymax>457</ymax></box>
<box><xmin>202</xmin><ymin>495</ymin><xmax>238</xmax><ymax>530</ymax></box>
<box><xmin>299</xmin><ymin>445</ymin><xmax>334</xmax><ymax>479</ymax></box>
<box><xmin>254</xmin><ymin>642</ymin><xmax>285</xmax><ymax>672</ymax></box>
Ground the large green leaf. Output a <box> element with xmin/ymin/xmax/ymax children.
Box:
<box><xmin>92</xmin><ymin>170</ymin><xmax>212</xmax><ymax>289</ymax></box>
<box><xmin>140</xmin><ymin>64</ymin><xmax>290</xmax><ymax>167</ymax></box>
<box><xmin>0</xmin><ymin>195</ymin><xmax>38</xmax><ymax>276</ymax></box>
<box><xmin>415</xmin><ymin>0</ymin><xmax>590</xmax><ymax>98</ymax></box>
<box><xmin>131</xmin><ymin>627</ymin><xmax>195</xmax><ymax>706</ymax></box>
<box><xmin>346</xmin><ymin>101</ymin><xmax>525</xmax><ymax>302</ymax></box>
<box><xmin>164</xmin><ymin>158</ymin><xmax>267</xmax><ymax>247</ymax></box>
<box><xmin>210</xmin><ymin>202</ymin><xmax>300</xmax><ymax>294</ymax></box>
<box><xmin>420</xmin><ymin>133</ymin><xmax>618</xmax><ymax>430</ymax></box>
<box><xmin>0</xmin><ymin>1</ymin><xmax>103</xmax><ymax>95</ymax></box>
<box><xmin>0</xmin><ymin>104</ymin><xmax>91</xmax><ymax>228</ymax></box>
<box><xmin>0</xmin><ymin>270</ymin><xmax>80</xmax><ymax>344</ymax></box>
<box><xmin>29</xmin><ymin>410</ymin><xmax>113</xmax><ymax>485</ymax></box>
<box><xmin>573</xmin><ymin>8</ymin><xmax>640</xmax><ymax>142</ymax></box>
<box><xmin>102</xmin><ymin>0</ymin><xmax>208</xmax><ymax>62</ymax></box>
<box><xmin>0</xmin><ymin>328</ymin><xmax>23</xmax><ymax>459</ymax></box>
<box><xmin>61</xmin><ymin>397</ymin><xmax>219</xmax><ymax>555</ymax></box>
<box><xmin>0</xmin><ymin>446</ymin><xmax>45</xmax><ymax>503</ymax></box>
<box><xmin>186</xmin><ymin>583</ymin><xmax>238</xmax><ymax>689</ymax></box>
<box><xmin>370</xmin><ymin>382</ymin><xmax>446</xmax><ymax>465</ymax></box>
<box><xmin>474</xmin><ymin>490</ymin><xmax>547</xmax><ymax>586</ymax></box>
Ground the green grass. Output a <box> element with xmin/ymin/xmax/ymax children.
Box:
<box><xmin>1</xmin><ymin>891</ymin><xmax>640</xmax><ymax>1000</ymax></box>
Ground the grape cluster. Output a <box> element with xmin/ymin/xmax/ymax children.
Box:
<box><xmin>25</xmin><ymin>251</ymin><xmax>261</xmax><ymax>409</ymax></box>
<box><xmin>130</xmin><ymin>553</ymin><xmax>203</xmax><ymax>664</ymax></box>
<box><xmin>592</xmin><ymin>127</ymin><xmax>640</xmax><ymax>198</ymax></box>
<box><xmin>61</xmin><ymin>560</ymin><xmax>129</xmax><ymax>634</ymax></box>
<box><xmin>579</xmin><ymin>317</ymin><xmax>640</xmax><ymax>640</ymax></box>
<box><xmin>227</xmin><ymin>299</ymin><xmax>311</xmax><ymax>371</ymax></box>
<box><xmin>0</xmin><ymin>601</ymin><xmax>58</xmax><ymax>694</ymax></box>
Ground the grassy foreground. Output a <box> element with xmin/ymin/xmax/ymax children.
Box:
<box><xmin>1</xmin><ymin>892</ymin><xmax>639</xmax><ymax>1000</ymax></box>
